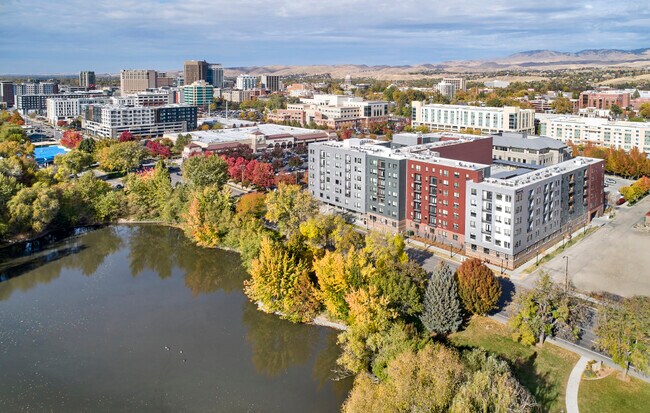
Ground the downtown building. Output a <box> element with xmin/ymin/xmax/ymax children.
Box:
<box><xmin>411</xmin><ymin>102</ymin><xmax>536</xmax><ymax>134</ymax></box>
<box><xmin>82</xmin><ymin>103</ymin><xmax>197</xmax><ymax>138</ymax></box>
<box><xmin>538</xmin><ymin>115</ymin><xmax>650</xmax><ymax>153</ymax></box>
<box><xmin>183</xmin><ymin>81</ymin><xmax>214</xmax><ymax>105</ymax></box>
<box><xmin>0</xmin><ymin>81</ymin><xmax>15</xmax><ymax>107</ymax></box>
<box><xmin>46</xmin><ymin>96</ymin><xmax>110</xmax><ymax>123</ymax></box>
<box><xmin>120</xmin><ymin>69</ymin><xmax>157</xmax><ymax>93</ymax></box>
<box><xmin>17</xmin><ymin>91</ymin><xmax>108</xmax><ymax>115</ymax></box>
<box><xmin>79</xmin><ymin>71</ymin><xmax>96</xmax><ymax>88</ymax></box>
<box><xmin>260</xmin><ymin>75</ymin><xmax>280</xmax><ymax>92</ymax></box>
<box><xmin>236</xmin><ymin>74</ymin><xmax>258</xmax><ymax>91</ymax></box>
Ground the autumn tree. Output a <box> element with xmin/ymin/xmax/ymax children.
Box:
<box><xmin>244</xmin><ymin>236</ymin><xmax>321</xmax><ymax>322</ymax></box>
<box><xmin>610</xmin><ymin>104</ymin><xmax>623</xmax><ymax>118</ymax></box>
<box><xmin>60</xmin><ymin>130</ymin><xmax>83</xmax><ymax>149</ymax></box>
<box><xmin>639</xmin><ymin>103</ymin><xmax>650</xmax><ymax>119</ymax></box>
<box><xmin>98</xmin><ymin>141</ymin><xmax>147</xmax><ymax>173</ymax></box>
<box><xmin>53</xmin><ymin>150</ymin><xmax>94</xmax><ymax>179</ymax></box>
<box><xmin>595</xmin><ymin>296</ymin><xmax>650</xmax><ymax>377</ymax></box>
<box><xmin>78</xmin><ymin>138</ymin><xmax>96</xmax><ymax>154</ymax></box>
<box><xmin>509</xmin><ymin>273</ymin><xmax>587</xmax><ymax>346</ymax></box>
<box><xmin>123</xmin><ymin>161</ymin><xmax>173</xmax><ymax>220</ymax></box>
<box><xmin>183</xmin><ymin>185</ymin><xmax>232</xmax><ymax>247</ymax></box>
<box><xmin>235</xmin><ymin>192</ymin><xmax>266</xmax><ymax>218</ymax></box>
<box><xmin>118</xmin><ymin>131</ymin><xmax>136</xmax><ymax>142</ymax></box>
<box><xmin>264</xmin><ymin>183</ymin><xmax>319</xmax><ymax>238</ymax></box>
<box><xmin>146</xmin><ymin>140</ymin><xmax>171</xmax><ymax>158</ymax></box>
<box><xmin>420</xmin><ymin>262</ymin><xmax>463</xmax><ymax>335</ymax></box>
<box><xmin>551</xmin><ymin>96</ymin><xmax>573</xmax><ymax>114</ymax></box>
<box><xmin>8</xmin><ymin>185</ymin><xmax>60</xmax><ymax>234</ymax></box>
<box><xmin>455</xmin><ymin>258</ymin><xmax>502</xmax><ymax>315</ymax></box>
<box><xmin>182</xmin><ymin>154</ymin><xmax>229</xmax><ymax>189</ymax></box>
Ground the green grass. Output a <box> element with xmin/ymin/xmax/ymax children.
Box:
<box><xmin>449</xmin><ymin>316</ymin><xmax>579</xmax><ymax>413</ymax></box>
<box><xmin>579</xmin><ymin>374</ymin><xmax>650</xmax><ymax>413</ymax></box>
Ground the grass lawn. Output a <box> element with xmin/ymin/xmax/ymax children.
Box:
<box><xmin>449</xmin><ymin>316</ymin><xmax>578</xmax><ymax>413</ymax></box>
<box><xmin>579</xmin><ymin>374</ymin><xmax>650</xmax><ymax>413</ymax></box>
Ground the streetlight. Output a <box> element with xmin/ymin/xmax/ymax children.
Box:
<box><xmin>563</xmin><ymin>256</ymin><xmax>569</xmax><ymax>293</ymax></box>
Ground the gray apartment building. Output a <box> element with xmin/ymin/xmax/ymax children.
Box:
<box><xmin>492</xmin><ymin>132</ymin><xmax>572</xmax><ymax>167</ymax></box>
<box><xmin>465</xmin><ymin>157</ymin><xmax>604</xmax><ymax>269</ymax></box>
<box><xmin>308</xmin><ymin>139</ymin><xmax>368</xmax><ymax>215</ymax></box>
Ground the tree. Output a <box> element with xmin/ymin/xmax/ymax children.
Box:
<box><xmin>264</xmin><ymin>183</ymin><xmax>319</xmax><ymax>237</ymax></box>
<box><xmin>363</xmin><ymin>231</ymin><xmax>408</xmax><ymax>267</ymax></box>
<box><xmin>610</xmin><ymin>104</ymin><xmax>623</xmax><ymax>118</ymax></box>
<box><xmin>509</xmin><ymin>273</ymin><xmax>587</xmax><ymax>346</ymax></box>
<box><xmin>235</xmin><ymin>192</ymin><xmax>266</xmax><ymax>218</ymax></box>
<box><xmin>183</xmin><ymin>185</ymin><xmax>233</xmax><ymax>247</ymax></box>
<box><xmin>632</xmin><ymin>89</ymin><xmax>641</xmax><ymax>99</ymax></box>
<box><xmin>551</xmin><ymin>96</ymin><xmax>573</xmax><ymax>114</ymax></box>
<box><xmin>174</xmin><ymin>133</ymin><xmax>192</xmax><ymax>153</ymax></box>
<box><xmin>8</xmin><ymin>185</ymin><xmax>60</xmax><ymax>234</ymax></box>
<box><xmin>595</xmin><ymin>296</ymin><xmax>650</xmax><ymax>377</ymax></box>
<box><xmin>60</xmin><ymin>130</ymin><xmax>83</xmax><ymax>149</ymax></box>
<box><xmin>369</xmin><ymin>260</ymin><xmax>426</xmax><ymax>318</ymax></box>
<box><xmin>146</xmin><ymin>140</ymin><xmax>172</xmax><ymax>158</ymax></box>
<box><xmin>0</xmin><ymin>174</ymin><xmax>23</xmax><ymax>236</ymax></box>
<box><xmin>420</xmin><ymin>262</ymin><xmax>463</xmax><ymax>335</ymax></box>
<box><xmin>342</xmin><ymin>344</ymin><xmax>466</xmax><ymax>413</ymax></box>
<box><xmin>245</xmin><ymin>160</ymin><xmax>275</xmax><ymax>188</ymax></box>
<box><xmin>181</xmin><ymin>154</ymin><xmax>229</xmax><ymax>189</ymax></box>
<box><xmin>639</xmin><ymin>103</ymin><xmax>650</xmax><ymax>119</ymax></box>
<box><xmin>98</xmin><ymin>141</ymin><xmax>147</xmax><ymax>173</ymax></box>
<box><xmin>455</xmin><ymin>258</ymin><xmax>502</xmax><ymax>315</ymax></box>
<box><xmin>9</xmin><ymin>111</ymin><xmax>24</xmax><ymax>126</ymax></box>
<box><xmin>118</xmin><ymin>131</ymin><xmax>136</xmax><ymax>142</ymax></box>
<box><xmin>53</xmin><ymin>150</ymin><xmax>94</xmax><ymax>179</ymax></box>
<box><xmin>123</xmin><ymin>160</ymin><xmax>173</xmax><ymax>220</ymax></box>
<box><xmin>244</xmin><ymin>236</ymin><xmax>321</xmax><ymax>323</ymax></box>
<box><xmin>78</xmin><ymin>138</ymin><xmax>96</xmax><ymax>153</ymax></box>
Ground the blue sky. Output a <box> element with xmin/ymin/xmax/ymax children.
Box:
<box><xmin>0</xmin><ymin>0</ymin><xmax>648</xmax><ymax>74</ymax></box>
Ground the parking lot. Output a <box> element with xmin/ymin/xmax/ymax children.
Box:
<box><xmin>530</xmin><ymin>193</ymin><xmax>650</xmax><ymax>297</ymax></box>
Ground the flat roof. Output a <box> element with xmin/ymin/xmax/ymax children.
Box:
<box><xmin>169</xmin><ymin>123</ymin><xmax>330</xmax><ymax>145</ymax></box>
<box><xmin>479</xmin><ymin>157</ymin><xmax>602</xmax><ymax>189</ymax></box>
<box><xmin>492</xmin><ymin>133</ymin><xmax>567</xmax><ymax>150</ymax></box>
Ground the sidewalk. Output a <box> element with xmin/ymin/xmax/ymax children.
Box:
<box><xmin>566</xmin><ymin>357</ymin><xmax>589</xmax><ymax>413</ymax></box>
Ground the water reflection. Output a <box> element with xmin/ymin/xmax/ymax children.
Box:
<box><xmin>0</xmin><ymin>227</ymin><xmax>123</xmax><ymax>301</ymax></box>
<box><xmin>242</xmin><ymin>303</ymin><xmax>319</xmax><ymax>377</ymax></box>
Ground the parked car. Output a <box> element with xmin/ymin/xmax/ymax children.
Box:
<box><xmin>616</xmin><ymin>197</ymin><xmax>626</xmax><ymax>205</ymax></box>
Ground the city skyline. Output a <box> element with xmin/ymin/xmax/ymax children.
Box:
<box><xmin>1</xmin><ymin>0</ymin><xmax>649</xmax><ymax>73</ymax></box>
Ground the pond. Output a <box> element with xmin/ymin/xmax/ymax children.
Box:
<box><xmin>0</xmin><ymin>225</ymin><xmax>351</xmax><ymax>412</ymax></box>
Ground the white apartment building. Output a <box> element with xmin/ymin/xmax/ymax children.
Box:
<box><xmin>465</xmin><ymin>157</ymin><xmax>604</xmax><ymax>269</ymax></box>
<box><xmin>236</xmin><ymin>74</ymin><xmax>257</xmax><ymax>90</ymax></box>
<box><xmin>120</xmin><ymin>69</ymin><xmax>157</xmax><ymax>94</ymax></box>
<box><xmin>284</xmin><ymin>94</ymin><xmax>389</xmax><ymax>128</ymax></box>
<box><xmin>411</xmin><ymin>103</ymin><xmax>535</xmax><ymax>134</ymax></box>
<box><xmin>436</xmin><ymin>81</ymin><xmax>457</xmax><ymax>98</ymax></box>
<box><xmin>82</xmin><ymin>104</ymin><xmax>190</xmax><ymax>138</ymax></box>
<box><xmin>442</xmin><ymin>78</ymin><xmax>466</xmax><ymax>91</ymax></box>
<box><xmin>538</xmin><ymin>115</ymin><xmax>650</xmax><ymax>153</ymax></box>
<box><xmin>46</xmin><ymin>97</ymin><xmax>109</xmax><ymax>123</ymax></box>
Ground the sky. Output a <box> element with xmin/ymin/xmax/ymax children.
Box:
<box><xmin>0</xmin><ymin>0</ymin><xmax>648</xmax><ymax>74</ymax></box>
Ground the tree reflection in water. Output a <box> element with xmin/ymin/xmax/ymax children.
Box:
<box><xmin>0</xmin><ymin>227</ymin><xmax>124</xmax><ymax>301</ymax></box>
<box><xmin>126</xmin><ymin>225</ymin><xmax>245</xmax><ymax>295</ymax></box>
<box><xmin>242</xmin><ymin>303</ymin><xmax>319</xmax><ymax>377</ymax></box>
<box><xmin>311</xmin><ymin>329</ymin><xmax>354</xmax><ymax>398</ymax></box>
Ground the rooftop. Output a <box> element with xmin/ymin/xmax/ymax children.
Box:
<box><xmin>492</xmin><ymin>132</ymin><xmax>567</xmax><ymax>150</ymax></box>
<box><xmin>539</xmin><ymin>115</ymin><xmax>650</xmax><ymax>128</ymax></box>
<box><xmin>170</xmin><ymin>124</ymin><xmax>330</xmax><ymax>145</ymax></box>
<box><xmin>480</xmin><ymin>157</ymin><xmax>602</xmax><ymax>188</ymax></box>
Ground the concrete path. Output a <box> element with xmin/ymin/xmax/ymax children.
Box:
<box><xmin>566</xmin><ymin>356</ymin><xmax>589</xmax><ymax>413</ymax></box>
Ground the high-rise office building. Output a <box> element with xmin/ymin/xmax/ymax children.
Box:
<box><xmin>0</xmin><ymin>81</ymin><xmax>15</xmax><ymax>107</ymax></box>
<box><xmin>79</xmin><ymin>71</ymin><xmax>96</xmax><ymax>88</ymax></box>
<box><xmin>260</xmin><ymin>75</ymin><xmax>280</xmax><ymax>92</ymax></box>
<box><xmin>120</xmin><ymin>69</ymin><xmax>157</xmax><ymax>93</ymax></box>
<box><xmin>236</xmin><ymin>74</ymin><xmax>257</xmax><ymax>90</ymax></box>
<box><xmin>184</xmin><ymin>60</ymin><xmax>208</xmax><ymax>85</ymax></box>
<box><xmin>206</xmin><ymin>64</ymin><xmax>224</xmax><ymax>88</ymax></box>
<box><xmin>183</xmin><ymin>80</ymin><xmax>214</xmax><ymax>106</ymax></box>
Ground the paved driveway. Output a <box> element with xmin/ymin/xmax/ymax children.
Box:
<box><xmin>531</xmin><ymin>195</ymin><xmax>650</xmax><ymax>297</ymax></box>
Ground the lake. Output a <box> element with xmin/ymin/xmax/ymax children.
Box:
<box><xmin>0</xmin><ymin>225</ymin><xmax>351</xmax><ymax>412</ymax></box>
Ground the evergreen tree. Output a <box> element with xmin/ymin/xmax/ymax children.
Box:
<box><xmin>420</xmin><ymin>262</ymin><xmax>463</xmax><ymax>335</ymax></box>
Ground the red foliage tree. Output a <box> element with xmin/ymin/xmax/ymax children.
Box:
<box><xmin>246</xmin><ymin>160</ymin><xmax>275</xmax><ymax>189</ymax></box>
<box><xmin>61</xmin><ymin>130</ymin><xmax>83</xmax><ymax>149</ymax></box>
<box><xmin>56</xmin><ymin>120</ymin><xmax>68</xmax><ymax>127</ymax></box>
<box><xmin>275</xmin><ymin>173</ymin><xmax>297</xmax><ymax>186</ymax></box>
<box><xmin>146</xmin><ymin>140</ymin><xmax>171</xmax><ymax>158</ymax></box>
<box><xmin>118</xmin><ymin>131</ymin><xmax>136</xmax><ymax>142</ymax></box>
<box><xmin>340</xmin><ymin>128</ymin><xmax>353</xmax><ymax>140</ymax></box>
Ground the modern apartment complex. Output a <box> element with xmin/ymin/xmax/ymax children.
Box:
<box><xmin>260</xmin><ymin>75</ymin><xmax>280</xmax><ymax>92</ymax></box>
<box><xmin>120</xmin><ymin>69</ymin><xmax>157</xmax><ymax>93</ymax></box>
<box><xmin>14</xmin><ymin>81</ymin><xmax>59</xmax><ymax>95</ymax></box>
<box><xmin>17</xmin><ymin>91</ymin><xmax>107</xmax><ymax>115</ymax></box>
<box><xmin>79</xmin><ymin>71</ymin><xmax>96</xmax><ymax>88</ymax></box>
<box><xmin>46</xmin><ymin>96</ymin><xmax>110</xmax><ymax>123</ymax></box>
<box><xmin>464</xmin><ymin>157</ymin><xmax>604</xmax><ymax>269</ymax></box>
<box><xmin>82</xmin><ymin>103</ymin><xmax>196</xmax><ymax>138</ymax></box>
<box><xmin>274</xmin><ymin>94</ymin><xmax>389</xmax><ymax>129</ymax></box>
<box><xmin>308</xmin><ymin>133</ymin><xmax>604</xmax><ymax>267</ymax></box>
<box><xmin>236</xmin><ymin>74</ymin><xmax>258</xmax><ymax>91</ymax></box>
<box><xmin>538</xmin><ymin>115</ymin><xmax>650</xmax><ymax>153</ymax></box>
<box><xmin>183</xmin><ymin>81</ymin><xmax>214</xmax><ymax>105</ymax></box>
<box><xmin>411</xmin><ymin>103</ymin><xmax>536</xmax><ymax>134</ymax></box>
<box><xmin>492</xmin><ymin>132</ymin><xmax>572</xmax><ymax>166</ymax></box>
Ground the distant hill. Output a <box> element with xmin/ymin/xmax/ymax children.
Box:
<box><xmin>223</xmin><ymin>48</ymin><xmax>650</xmax><ymax>80</ymax></box>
